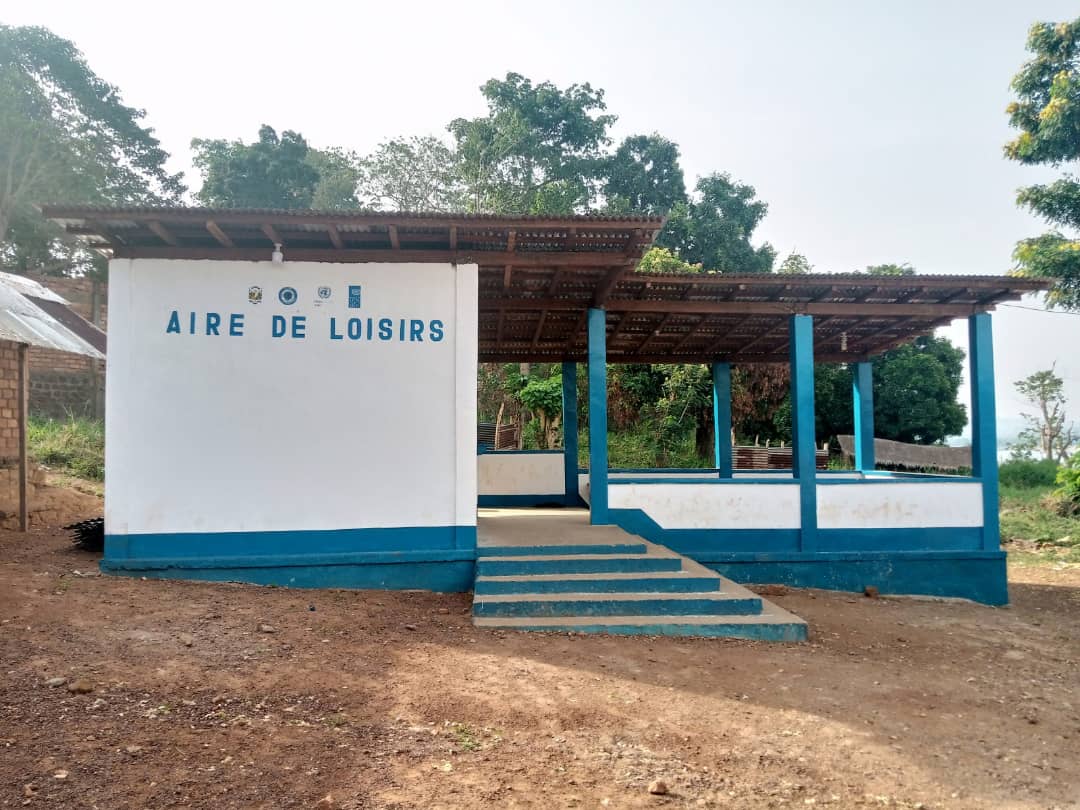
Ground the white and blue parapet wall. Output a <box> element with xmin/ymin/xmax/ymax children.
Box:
<box><xmin>102</xmin><ymin>258</ymin><xmax>479</xmax><ymax>591</ymax></box>
<box><xmin>601</xmin><ymin>471</ymin><xmax>1007</xmax><ymax>605</ymax></box>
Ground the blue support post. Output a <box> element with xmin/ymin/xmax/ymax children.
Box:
<box><xmin>587</xmin><ymin>309</ymin><xmax>609</xmax><ymax>524</ymax></box>
<box><xmin>789</xmin><ymin>315</ymin><xmax>818</xmax><ymax>551</ymax></box>
<box><xmin>852</xmin><ymin>361</ymin><xmax>875</xmax><ymax>472</ymax></box>
<box><xmin>712</xmin><ymin>362</ymin><xmax>733</xmax><ymax>477</ymax></box>
<box><xmin>561</xmin><ymin>361</ymin><xmax>579</xmax><ymax>504</ymax></box>
<box><xmin>969</xmin><ymin>313</ymin><xmax>1000</xmax><ymax>550</ymax></box>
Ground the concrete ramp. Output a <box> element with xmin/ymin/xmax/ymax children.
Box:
<box><xmin>474</xmin><ymin>509</ymin><xmax>807</xmax><ymax>642</ymax></box>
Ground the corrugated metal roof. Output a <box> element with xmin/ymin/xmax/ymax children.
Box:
<box><xmin>0</xmin><ymin>273</ymin><xmax>104</xmax><ymax>358</ymax></box>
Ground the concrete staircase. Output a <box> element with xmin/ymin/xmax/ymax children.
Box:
<box><xmin>472</xmin><ymin>512</ymin><xmax>807</xmax><ymax>641</ymax></box>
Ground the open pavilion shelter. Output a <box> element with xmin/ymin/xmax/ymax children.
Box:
<box><xmin>44</xmin><ymin>206</ymin><xmax>1047</xmax><ymax>622</ymax></box>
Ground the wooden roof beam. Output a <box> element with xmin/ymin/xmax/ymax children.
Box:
<box><xmin>261</xmin><ymin>223</ymin><xmax>283</xmax><ymax>246</ymax></box>
<box><xmin>146</xmin><ymin>220</ymin><xmax>178</xmax><ymax>246</ymax></box>
<box><xmin>326</xmin><ymin>224</ymin><xmax>344</xmax><ymax>249</ymax></box>
<box><xmin>530</xmin><ymin>311</ymin><xmax>548</xmax><ymax>349</ymax></box>
<box><xmin>205</xmin><ymin>220</ymin><xmax>234</xmax><ymax>248</ymax></box>
<box><xmin>387</xmin><ymin>225</ymin><xmax>400</xmax><ymax>250</ymax></box>
<box><xmin>506</xmin><ymin>229</ymin><xmax>516</xmax><ymax>253</ymax></box>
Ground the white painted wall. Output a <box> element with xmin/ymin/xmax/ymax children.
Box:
<box><xmin>817</xmin><ymin>482</ymin><xmax>983</xmax><ymax>529</ymax></box>
<box><xmin>106</xmin><ymin>258</ymin><xmax>478</xmax><ymax>536</ymax></box>
<box><xmin>478</xmin><ymin>452</ymin><xmax>564</xmax><ymax>496</ymax></box>
<box><xmin>608</xmin><ymin>483</ymin><xmax>802</xmax><ymax>530</ymax></box>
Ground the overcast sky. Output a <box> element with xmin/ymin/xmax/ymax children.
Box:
<box><xmin>8</xmin><ymin>0</ymin><xmax>1080</xmax><ymax>446</ymax></box>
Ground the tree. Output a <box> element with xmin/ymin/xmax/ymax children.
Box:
<box><xmin>778</xmin><ymin>253</ymin><xmax>812</xmax><ymax>274</ymax></box>
<box><xmin>448</xmin><ymin>73</ymin><xmax>615</xmax><ymax>214</ymax></box>
<box><xmin>603</xmin><ymin>134</ymin><xmax>686</xmax><ymax>215</ymax></box>
<box><xmin>1005</xmin><ymin>19</ymin><xmax>1080</xmax><ymax>308</ymax></box>
<box><xmin>307</xmin><ymin>147</ymin><xmax>363</xmax><ymax>210</ymax></box>
<box><xmin>864</xmin><ymin>262</ymin><xmax>915</xmax><ymax>276</ymax></box>
<box><xmin>1012</xmin><ymin>366</ymin><xmax>1076</xmax><ymax>462</ymax></box>
<box><xmin>357</xmin><ymin>136</ymin><xmax>463</xmax><ymax>211</ymax></box>
<box><xmin>871</xmin><ymin>335</ymin><xmax>967</xmax><ymax>444</ymax></box>
<box><xmin>192</xmin><ymin>125</ymin><xmax>321</xmax><ymax>209</ymax></box>
<box><xmin>657</xmin><ymin>173</ymin><xmax>775</xmax><ymax>273</ymax></box>
<box><xmin>635</xmin><ymin>246</ymin><xmax>701</xmax><ymax>274</ymax></box>
<box><xmin>0</xmin><ymin>25</ymin><xmax>183</xmax><ymax>274</ymax></box>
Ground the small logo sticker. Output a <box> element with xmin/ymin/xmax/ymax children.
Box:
<box><xmin>317</xmin><ymin>286</ymin><xmax>332</xmax><ymax>300</ymax></box>
<box><xmin>278</xmin><ymin>286</ymin><xmax>298</xmax><ymax>306</ymax></box>
<box><xmin>348</xmin><ymin>285</ymin><xmax>362</xmax><ymax>309</ymax></box>
<box><xmin>248</xmin><ymin>286</ymin><xmax>263</xmax><ymax>305</ymax></box>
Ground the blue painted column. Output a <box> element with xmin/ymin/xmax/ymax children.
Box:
<box><xmin>561</xmin><ymin>361</ymin><xmax>579</xmax><ymax>505</ymax></box>
<box><xmin>789</xmin><ymin>315</ymin><xmax>818</xmax><ymax>551</ymax></box>
<box><xmin>852</xmin><ymin>362</ymin><xmax>875</xmax><ymax>472</ymax></box>
<box><xmin>712</xmin><ymin>362</ymin><xmax>733</xmax><ymax>477</ymax></box>
<box><xmin>587</xmin><ymin>309</ymin><xmax>609</xmax><ymax>524</ymax></box>
<box><xmin>969</xmin><ymin>312</ymin><xmax>1000</xmax><ymax>550</ymax></box>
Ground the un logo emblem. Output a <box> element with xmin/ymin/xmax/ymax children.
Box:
<box><xmin>318</xmin><ymin>286</ymin><xmax>332</xmax><ymax>300</ymax></box>
<box><xmin>278</xmin><ymin>286</ymin><xmax>298</xmax><ymax>306</ymax></box>
<box><xmin>248</xmin><ymin>286</ymin><xmax>263</xmax><ymax>305</ymax></box>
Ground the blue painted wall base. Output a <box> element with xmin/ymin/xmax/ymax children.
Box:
<box><xmin>101</xmin><ymin>525</ymin><xmax>478</xmax><ymax>592</ymax></box>
<box><xmin>609</xmin><ymin>508</ymin><xmax>1008</xmax><ymax>605</ymax></box>
<box><xmin>478</xmin><ymin>494</ymin><xmax>586</xmax><ymax>508</ymax></box>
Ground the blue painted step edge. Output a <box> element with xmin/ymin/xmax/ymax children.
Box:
<box><xmin>477</xmin><ymin>543</ymin><xmax>647</xmax><ymax>557</ymax></box>
<box><xmin>473</xmin><ymin>595</ymin><xmax>762</xmax><ymax>618</ymax></box>
<box><xmin>477</xmin><ymin>620</ymin><xmax>808</xmax><ymax>642</ymax></box>
<box><xmin>476</xmin><ymin>556</ymin><xmax>683</xmax><ymax>576</ymax></box>
<box><xmin>474</xmin><ymin>574</ymin><xmax>721</xmax><ymax>595</ymax></box>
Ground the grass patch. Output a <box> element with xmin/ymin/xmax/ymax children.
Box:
<box><xmin>27</xmin><ymin>416</ymin><xmax>105</xmax><ymax>482</ymax></box>
<box><xmin>1000</xmin><ymin>483</ymin><xmax>1080</xmax><ymax>563</ymax></box>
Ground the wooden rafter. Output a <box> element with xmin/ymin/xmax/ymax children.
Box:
<box><xmin>205</xmin><ymin>220</ymin><xmax>234</xmax><ymax>248</ymax></box>
<box><xmin>448</xmin><ymin>226</ymin><xmax>457</xmax><ymax>251</ymax></box>
<box><xmin>326</xmin><ymin>224</ymin><xmax>344</xmax><ymax>249</ymax></box>
<box><xmin>506</xmin><ymin>230</ymin><xmax>516</xmax><ymax>253</ymax></box>
<box><xmin>147</xmin><ymin>220</ymin><xmax>178</xmax><ymax>246</ymax></box>
<box><xmin>387</xmin><ymin>225</ymin><xmax>400</xmax><ymax>250</ymax></box>
<box><xmin>261</xmin><ymin>223</ymin><xmax>283</xmax><ymax>245</ymax></box>
<box><xmin>530</xmin><ymin>311</ymin><xmax>548</xmax><ymax>349</ymax></box>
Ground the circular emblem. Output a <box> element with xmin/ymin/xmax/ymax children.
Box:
<box><xmin>278</xmin><ymin>286</ymin><xmax>298</xmax><ymax>306</ymax></box>
<box><xmin>248</xmin><ymin>286</ymin><xmax>263</xmax><ymax>305</ymax></box>
<box><xmin>318</xmin><ymin>286</ymin><xmax>332</xmax><ymax>300</ymax></box>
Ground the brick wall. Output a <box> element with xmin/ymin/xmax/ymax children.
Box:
<box><xmin>0</xmin><ymin>339</ymin><xmax>24</xmax><ymax>521</ymax></box>
<box><xmin>20</xmin><ymin>274</ymin><xmax>107</xmax><ymax>419</ymax></box>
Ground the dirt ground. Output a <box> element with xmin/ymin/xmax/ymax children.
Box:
<box><xmin>2</xmin><ymin>523</ymin><xmax>1079</xmax><ymax>809</ymax></box>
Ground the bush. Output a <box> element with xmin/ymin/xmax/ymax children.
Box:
<box><xmin>27</xmin><ymin>416</ymin><xmax>105</xmax><ymax>481</ymax></box>
<box><xmin>998</xmin><ymin>458</ymin><xmax>1059</xmax><ymax>488</ymax></box>
<box><xmin>1054</xmin><ymin>453</ymin><xmax>1080</xmax><ymax>516</ymax></box>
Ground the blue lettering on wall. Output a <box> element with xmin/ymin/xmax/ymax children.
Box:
<box><xmin>272</xmin><ymin>315</ymin><xmax>287</xmax><ymax>338</ymax></box>
<box><xmin>378</xmin><ymin>318</ymin><xmax>393</xmax><ymax>340</ymax></box>
<box><xmin>430</xmin><ymin>320</ymin><xmax>444</xmax><ymax>342</ymax></box>
<box><xmin>229</xmin><ymin>313</ymin><xmax>244</xmax><ymax>336</ymax></box>
<box><xmin>166</xmin><ymin>311</ymin><xmax>181</xmax><ymax>334</ymax></box>
<box><xmin>329</xmin><ymin>317</ymin><xmax>343</xmax><ymax>340</ymax></box>
<box><xmin>206</xmin><ymin>312</ymin><xmax>221</xmax><ymax>335</ymax></box>
<box><xmin>291</xmin><ymin>316</ymin><xmax>306</xmax><ymax>338</ymax></box>
<box><xmin>409</xmin><ymin>319</ymin><xmax>424</xmax><ymax>342</ymax></box>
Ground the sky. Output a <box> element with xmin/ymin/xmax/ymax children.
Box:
<box><xmin>7</xmin><ymin>0</ymin><xmax>1080</xmax><ymax>446</ymax></box>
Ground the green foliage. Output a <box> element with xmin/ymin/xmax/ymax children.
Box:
<box><xmin>1005</xmin><ymin>19</ymin><xmax>1080</xmax><ymax>308</ymax></box>
<box><xmin>863</xmin><ymin>263</ymin><xmax>915</xmax><ymax>276</ymax></box>
<box><xmin>1054</xmin><ymin>451</ymin><xmax>1080</xmax><ymax>513</ymax></box>
<box><xmin>357</xmin><ymin>136</ymin><xmax>464</xmax><ymax>211</ymax></box>
<box><xmin>27</xmin><ymin>416</ymin><xmax>104</xmax><ymax>481</ymax></box>
<box><xmin>999</xmin><ymin>458</ymin><xmax>1061</xmax><ymax>488</ymax></box>
<box><xmin>871</xmin><ymin>335</ymin><xmax>966</xmax><ymax>444</ymax></box>
<box><xmin>0</xmin><ymin>24</ymin><xmax>183</xmax><ymax>275</ymax></box>
<box><xmin>307</xmin><ymin>147</ymin><xmax>364</xmax><ymax>210</ymax></box>
<box><xmin>777</xmin><ymin>253</ymin><xmax>812</xmax><ymax>274</ymax></box>
<box><xmin>636</xmin><ymin>247</ymin><xmax>701</xmax><ymax>274</ymax></box>
<box><xmin>517</xmin><ymin>374</ymin><xmax>563</xmax><ymax>419</ymax></box>
<box><xmin>603</xmin><ymin>134</ymin><xmax>686</xmax><ymax>215</ymax></box>
<box><xmin>448</xmin><ymin>73</ymin><xmax>615</xmax><ymax>214</ymax></box>
<box><xmin>658</xmin><ymin>173</ymin><xmax>775</xmax><ymax>273</ymax></box>
<box><xmin>1011</xmin><ymin>366</ymin><xmax>1076</xmax><ymax>461</ymax></box>
<box><xmin>193</xmin><ymin>125</ymin><xmax>322</xmax><ymax>209</ymax></box>
<box><xmin>1000</xmin><ymin>483</ymin><xmax>1080</xmax><ymax>561</ymax></box>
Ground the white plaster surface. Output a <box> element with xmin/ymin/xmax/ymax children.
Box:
<box><xmin>478</xmin><ymin>453</ymin><xmax>564</xmax><ymax>496</ymax></box>
<box><xmin>608</xmin><ymin>483</ymin><xmax>802</xmax><ymax>530</ymax></box>
<box><xmin>816</xmin><ymin>482</ymin><xmax>983</xmax><ymax>529</ymax></box>
<box><xmin>106</xmin><ymin>258</ymin><xmax>478</xmax><ymax>535</ymax></box>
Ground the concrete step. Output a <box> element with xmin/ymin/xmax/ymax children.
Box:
<box><xmin>472</xmin><ymin>610</ymin><xmax>808</xmax><ymax>642</ymax></box>
<box><xmin>474</xmin><ymin>570</ymin><xmax>722</xmax><ymax>595</ymax></box>
<box><xmin>476</xmin><ymin>553</ymin><xmax>684</xmax><ymax>576</ymax></box>
<box><xmin>476</xmin><ymin>542</ymin><xmax>648</xmax><ymax>557</ymax></box>
<box><xmin>473</xmin><ymin>590</ymin><xmax>762</xmax><ymax>618</ymax></box>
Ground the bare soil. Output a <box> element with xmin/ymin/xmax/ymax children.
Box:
<box><xmin>2</xmin><ymin>522</ymin><xmax>1079</xmax><ymax>809</ymax></box>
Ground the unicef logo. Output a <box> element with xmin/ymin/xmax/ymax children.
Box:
<box><xmin>278</xmin><ymin>286</ymin><xmax>298</xmax><ymax>306</ymax></box>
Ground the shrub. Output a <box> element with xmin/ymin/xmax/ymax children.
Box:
<box><xmin>998</xmin><ymin>458</ymin><xmax>1060</xmax><ymax>488</ymax></box>
<box><xmin>1054</xmin><ymin>453</ymin><xmax>1080</xmax><ymax>516</ymax></box>
<box><xmin>27</xmin><ymin>416</ymin><xmax>105</xmax><ymax>481</ymax></box>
